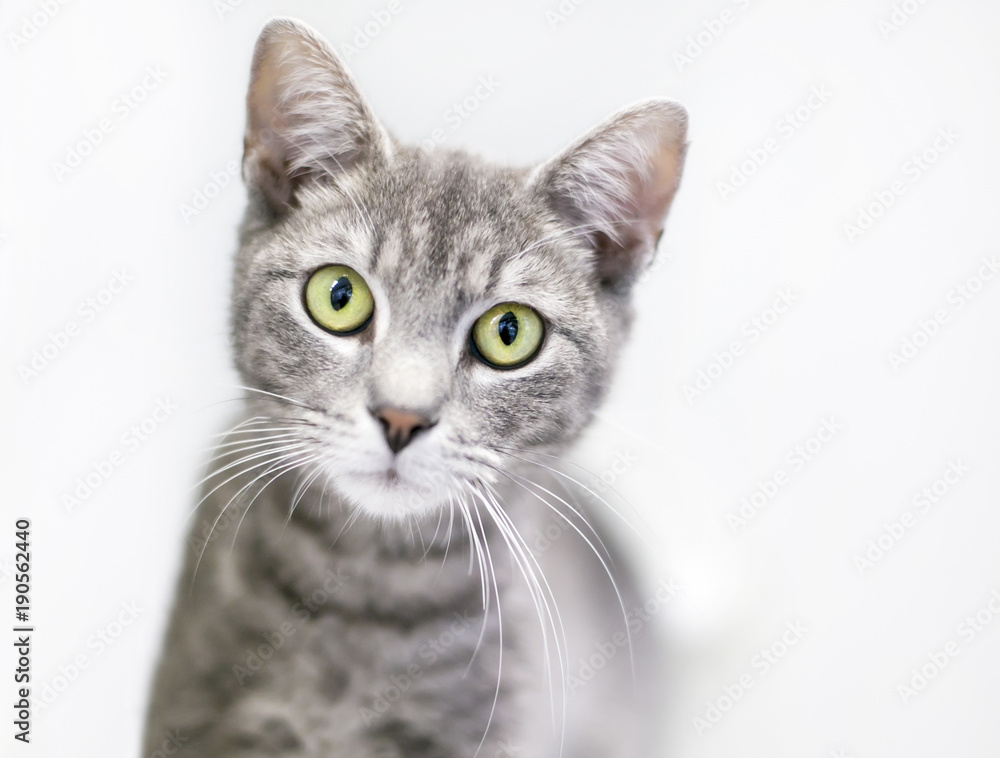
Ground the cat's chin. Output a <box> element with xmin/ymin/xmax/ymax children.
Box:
<box><xmin>329</xmin><ymin>468</ymin><xmax>450</xmax><ymax>522</ymax></box>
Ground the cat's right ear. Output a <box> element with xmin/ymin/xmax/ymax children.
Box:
<box><xmin>243</xmin><ymin>18</ymin><xmax>390</xmax><ymax>214</ymax></box>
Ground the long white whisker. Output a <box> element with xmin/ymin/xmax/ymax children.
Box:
<box><xmin>492</xmin><ymin>464</ymin><xmax>636</xmax><ymax>683</ymax></box>
<box><xmin>206</xmin><ymin>415</ymin><xmax>272</xmax><ymax>439</ymax></box>
<box><xmin>469</xmin><ymin>481</ymin><xmax>568</xmax><ymax>751</ymax></box>
<box><xmin>190</xmin><ymin>449</ymin><xmax>311</xmax><ymax>587</ymax></box>
<box><xmin>495</xmin><ymin>446</ymin><xmax>656</xmax><ymax>548</ymax></box>
<box><xmin>232</xmin><ymin>453</ymin><xmax>323</xmax><ymax>550</ymax></box>
<box><xmin>330</xmin><ymin>504</ymin><xmax>365</xmax><ymax>549</ymax></box>
<box><xmin>474</xmin><ymin>483</ymin><xmax>551</xmax><ymax>678</ymax></box>
<box><xmin>222</xmin><ymin>384</ymin><xmax>316</xmax><ymax>411</ymax></box>
<box><xmin>489</xmin><ymin>459</ymin><xmax>612</xmax><ymax>562</ymax></box>
<box><xmin>424</xmin><ymin>507</ymin><xmax>445</xmax><ymax>562</ymax></box>
<box><xmin>229</xmin><ymin>455</ymin><xmax>320</xmax><ymax>552</ymax></box>
<box><xmin>412</xmin><ymin>511</ymin><xmax>429</xmax><ymax>556</ymax></box>
<box><xmin>318</xmin><ymin>464</ymin><xmax>333</xmax><ymax>522</ymax></box>
<box><xmin>182</xmin><ymin>443</ymin><xmax>310</xmax><ymax>526</ymax></box>
<box><xmin>192</xmin><ymin>441</ymin><xmax>310</xmax><ymax>489</ymax></box>
<box><xmin>467</xmin><ymin>490</ymin><xmax>503</xmax><ymax>758</ymax></box>
<box><xmin>204</xmin><ymin>433</ymin><xmax>304</xmax><ymax>459</ymax></box>
<box><xmin>435</xmin><ymin>495</ymin><xmax>457</xmax><ymax>581</ymax></box>
<box><xmin>205</xmin><ymin>418</ymin><xmax>315</xmax><ymax>439</ymax></box>
<box><xmin>457</xmin><ymin>491</ymin><xmax>489</xmax><ymax>613</ymax></box>
<box><xmin>463</xmin><ymin>492</ymin><xmax>496</xmax><ymax>673</ymax></box>
<box><xmin>281</xmin><ymin>460</ymin><xmax>328</xmax><ymax>534</ymax></box>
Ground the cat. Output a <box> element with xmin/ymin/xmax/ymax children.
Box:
<box><xmin>143</xmin><ymin>17</ymin><xmax>686</xmax><ymax>758</ymax></box>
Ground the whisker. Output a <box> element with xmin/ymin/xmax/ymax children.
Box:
<box><xmin>493</xmin><ymin>445</ymin><xmax>657</xmax><ymax>549</ymax></box>
<box><xmin>206</xmin><ymin>417</ymin><xmax>317</xmax><ymax>438</ymax></box>
<box><xmin>318</xmin><ymin>463</ymin><xmax>333</xmax><ymax>522</ymax></box>
<box><xmin>488</xmin><ymin>463</ymin><xmax>636</xmax><ymax>684</ymax></box>
<box><xmin>190</xmin><ymin>449</ymin><xmax>312</xmax><ymax>587</ymax></box>
<box><xmin>330</xmin><ymin>503</ymin><xmax>365</xmax><ymax>549</ymax></box>
<box><xmin>190</xmin><ymin>441</ymin><xmax>311</xmax><ymax>492</ymax></box>
<box><xmin>232</xmin><ymin>453</ymin><xmax>323</xmax><ymax>550</ymax></box>
<box><xmin>434</xmin><ymin>495</ymin><xmax>457</xmax><ymax>581</ymax></box>
<box><xmin>412</xmin><ymin>511</ymin><xmax>429</xmax><ymax>556</ymax></box>
<box><xmin>466</xmin><ymin>491</ymin><xmax>503</xmax><ymax>758</ymax></box>
<box><xmin>471</xmin><ymin>482</ymin><xmax>568</xmax><ymax>753</ymax></box>
<box><xmin>182</xmin><ymin>443</ymin><xmax>310</xmax><ymax>525</ymax></box>
<box><xmin>281</xmin><ymin>460</ymin><xmax>328</xmax><ymax>535</ymax></box>
<box><xmin>206</xmin><ymin>415</ymin><xmax>273</xmax><ymax>439</ymax></box>
<box><xmin>423</xmin><ymin>507</ymin><xmax>445</xmax><ymax>562</ymax></box>
<box><xmin>464</xmin><ymin>498</ymin><xmax>495</xmax><ymax>673</ymax></box>
<box><xmin>222</xmin><ymin>384</ymin><xmax>319</xmax><ymax>412</ymax></box>
<box><xmin>204</xmin><ymin>432</ymin><xmax>305</xmax><ymax>459</ymax></box>
<box><xmin>457</xmin><ymin>491</ymin><xmax>490</xmax><ymax>613</ymax></box>
<box><xmin>486</xmin><ymin>457</ymin><xmax>612</xmax><ymax>562</ymax></box>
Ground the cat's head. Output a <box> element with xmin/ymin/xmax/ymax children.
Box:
<box><xmin>231</xmin><ymin>19</ymin><xmax>687</xmax><ymax>521</ymax></box>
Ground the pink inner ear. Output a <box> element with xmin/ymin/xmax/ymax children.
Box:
<box><xmin>604</xmin><ymin>136</ymin><xmax>686</xmax><ymax>279</ymax></box>
<box><xmin>242</xmin><ymin>21</ymin><xmax>385</xmax><ymax>214</ymax></box>
<box><xmin>536</xmin><ymin>102</ymin><xmax>687</xmax><ymax>287</ymax></box>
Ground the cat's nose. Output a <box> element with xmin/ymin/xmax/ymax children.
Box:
<box><xmin>372</xmin><ymin>407</ymin><xmax>436</xmax><ymax>453</ymax></box>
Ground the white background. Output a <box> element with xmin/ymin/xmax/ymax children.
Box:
<box><xmin>2</xmin><ymin>0</ymin><xmax>999</xmax><ymax>756</ymax></box>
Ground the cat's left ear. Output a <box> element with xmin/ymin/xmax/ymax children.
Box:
<box><xmin>243</xmin><ymin>18</ymin><xmax>390</xmax><ymax>214</ymax></box>
<box><xmin>530</xmin><ymin>100</ymin><xmax>688</xmax><ymax>291</ymax></box>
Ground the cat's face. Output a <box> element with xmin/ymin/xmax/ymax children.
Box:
<box><xmin>231</xmin><ymin>19</ymin><xmax>686</xmax><ymax>521</ymax></box>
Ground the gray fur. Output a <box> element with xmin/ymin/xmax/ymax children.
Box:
<box><xmin>144</xmin><ymin>17</ymin><xmax>686</xmax><ymax>758</ymax></box>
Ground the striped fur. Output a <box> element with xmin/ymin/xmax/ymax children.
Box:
<box><xmin>144</xmin><ymin>17</ymin><xmax>686</xmax><ymax>758</ymax></box>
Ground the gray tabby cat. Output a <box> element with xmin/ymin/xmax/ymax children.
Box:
<box><xmin>144</xmin><ymin>17</ymin><xmax>686</xmax><ymax>758</ymax></box>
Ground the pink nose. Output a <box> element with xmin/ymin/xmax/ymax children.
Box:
<box><xmin>374</xmin><ymin>407</ymin><xmax>434</xmax><ymax>453</ymax></box>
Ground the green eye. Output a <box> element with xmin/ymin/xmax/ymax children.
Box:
<box><xmin>304</xmin><ymin>265</ymin><xmax>374</xmax><ymax>334</ymax></box>
<box><xmin>472</xmin><ymin>302</ymin><xmax>544</xmax><ymax>368</ymax></box>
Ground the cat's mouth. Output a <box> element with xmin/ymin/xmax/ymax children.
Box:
<box><xmin>310</xmin><ymin>418</ymin><xmax>494</xmax><ymax>522</ymax></box>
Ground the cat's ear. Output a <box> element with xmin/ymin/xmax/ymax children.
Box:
<box><xmin>530</xmin><ymin>100</ymin><xmax>688</xmax><ymax>290</ymax></box>
<box><xmin>243</xmin><ymin>18</ymin><xmax>390</xmax><ymax>213</ymax></box>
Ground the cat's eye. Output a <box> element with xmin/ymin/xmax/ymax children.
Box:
<box><xmin>304</xmin><ymin>265</ymin><xmax>374</xmax><ymax>334</ymax></box>
<box><xmin>471</xmin><ymin>302</ymin><xmax>544</xmax><ymax>369</ymax></box>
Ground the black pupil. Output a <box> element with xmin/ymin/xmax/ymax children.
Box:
<box><xmin>330</xmin><ymin>276</ymin><xmax>353</xmax><ymax>311</ymax></box>
<box><xmin>497</xmin><ymin>312</ymin><xmax>518</xmax><ymax>346</ymax></box>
